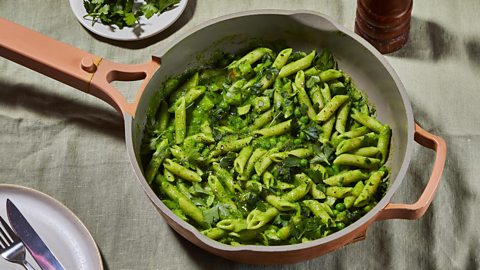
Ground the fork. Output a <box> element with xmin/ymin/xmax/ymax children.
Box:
<box><xmin>0</xmin><ymin>216</ymin><xmax>36</xmax><ymax>270</ymax></box>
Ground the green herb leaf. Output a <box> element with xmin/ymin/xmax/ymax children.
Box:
<box><xmin>238</xmin><ymin>191</ymin><xmax>260</xmax><ymax>213</ymax></box>
<box><xmin>289</xmin><ymin>51</ymin><xmax>307</xmax><ymax>62</ymax></box>
<box><xmin>155</xmin><ymin>0</ymin><xmax>180</xmax><ymax>13</ymax></box>
<box><xmin>98</xmin><ymin>4</ymin><xmax>109</xmax><ymax>15</ymax></box>
<box><xmin>330</xmin><ymin>82</ymin><xmax>347</xmax><ymax>95</ymax></box>
<box><xmin>306</xmin><ymin>75</ymin><xmax>320</xmax><ymax>88</ymax></box>
<box><xmin>273</xmin><ymin>164</ymin><xmax>296</xmax><ymax>183</ymax></box>
<box><xmin>310</xmin><ymin>143</ymin><xmax>335</xmax><ymax>165</ymax></box>
<box><xmin>303</xmin><ymin>216</ymin><xmax>324</xmax><ymax>239</ymax></box>
<box><xmin>219</xmin><ymin>152</ymin><xmax>236</xmax><ymax>168</ymax></box>
<box><xmin>191</xmin><ymin>198</ymin><xmax>206</xmax><ymax>207</ymax></box>
<box><xmin>326</xmin><ymin>165</ymin><xmax>341</xmax><ymax>176</ymax></box>
<box><xmin>256</xmin><ymin>201</ymin><xmax>269</xmax><ymax>212</ymax></box>
<box><xmin>141</xmin><ymin>3</ymin><xmax>158</xmax><ymax>18</ymax></box>
<box><xmin>83</xmin><ymin>0</ymin><xmax>179</xmax><ymax>28</ymax></box>
<box><xmin>217</xmin><ymin>203</ymin><xmax>232</xmax><ymax>218</ymax></box>
<box><xmin>189</xmin><ymin>182</ymin><xmax>210</xmax><ymax>196</ymax></box>
<box><xmin>212</xmin><ymin>128</ymin><xmax>224</xmax><ymax>142</ymax></box>
<box><xmin>206</xmin><ymin>195</ymin><xmax>215</xmax><ymax>207</ymax></box>
<box><xmin>162</xmin><ymin>199</ymin><xmax>179</xmax><ymax>209</ymax></box>
<box><xmin>203</xmin><ymin>206</ymin><xmax>220</xmax><ymax>226</ymax></box>
<box><xmin>283</xmin><ymin>156</ymin><xmax>303</xmax><ymax>167</ymax></box>
<box><xmin>304</xmin><ymin>168</ymin><xmax>324</xmax><ymax>183</ymax></box>
<box><xmin>302</xmin><ymin>123</ymin><xmax>320</xmax><ymax>141</ymax></box>
<box><xmin>315</xmin><ymin>49</ymin><xmax>337</xmax><ymax>71</ymax></box>
<box><xmin>123</xmin><ymin>12</ymin><xmax>137</xmax><ymax>26</ymax></box>
<box><xmin>272</xmin><ymin>213</ymin><xmax>291</xmax><ymax>227</ymax></box>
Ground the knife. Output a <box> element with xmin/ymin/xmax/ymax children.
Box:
<box><xmin>6</xmin><ymin>199</ymin><xmax>65</xmax><ymax>270</ymax></box>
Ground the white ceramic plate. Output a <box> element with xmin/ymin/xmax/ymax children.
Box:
<box><xmin>0</xmin><ymin>184</ymin><xmax>103</xmax><ymax>270</ymax></box>
<box><xmin>69</xmin><ymin>0</ymin><xmax>188</xmax><ymax>41</ymax></box>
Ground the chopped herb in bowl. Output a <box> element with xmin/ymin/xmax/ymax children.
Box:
<box><xmin>83</xmin><ymin>0</ymin><xmax>180</xmax><ymax>28</ymax></box>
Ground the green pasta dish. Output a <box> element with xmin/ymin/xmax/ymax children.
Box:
<box><xmin>141</xmin><ymin>47</ymin><xmax>392</xmax><ymax>246</ymax></box>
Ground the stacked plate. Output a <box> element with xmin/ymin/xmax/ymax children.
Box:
<box><xmin>0</xmin><ymin>185</ymin><xmax>103</xmax><ymax>269</ymax></box>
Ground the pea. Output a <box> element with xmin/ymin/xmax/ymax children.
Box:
<box><xmin>294</xmin><ymin>107</ymin><xmax>301</xmax><ymax>117</ymax></box>
<box><xmin>299</xmin><ymin>131</ymin><xmax>306</xmax><ymax>140</ymax></box>
<box><xmin>363</xmin><ymin>204</ymin><xmax>374</xmax><ymax>212</ymax></box>
<box><xmin>279</xmin><ymin>135</ymin><xmax>288</xmax><ymax>142</ymax></box>
<box><xmin>293</xmin><ymin>138</ymin><xmax>302</xmax><ymax>145</ymax></box>
<box><xmin>299</xmin><ymin>116</ymin><xmax>309</xmax><ymax>124</ymax></box>
<box><xmin>251</xmin><ymin>174</ymin><xmax>260</xmax><ymax>182</ymax></box>
<box><xmin>336</xmin><ymin>222</ymin><xmax>346</xmax><ymax>230</ymax></box>
<box><xmin>335</xmin><ymin>203</ymin><xmax>346</xmax><ymax>212</ymax></box>
<box><xmin>300</xmin><ymin>158</ymin><xmax>308</xmax><ymax>167</ymax></box>
<box><xmin>332</xmin><ymin>209</ymin><xmax>339</xmax><ymax>216</ymax></box>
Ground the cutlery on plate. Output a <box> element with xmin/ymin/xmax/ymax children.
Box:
<box><xmin>0</xmin><ymin>215</ymin><xmax>36</xmax><ymax>269</ymax></box>
<box><xmin>6</xmin><ymin>199</ymin><xmax>65</xmax><ymax>270</ymax></box>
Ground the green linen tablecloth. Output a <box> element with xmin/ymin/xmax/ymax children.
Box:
<box><xmin>1</xmin><ymin>1</ymin><xmax>479</xmax><ymax>269</ymax></box>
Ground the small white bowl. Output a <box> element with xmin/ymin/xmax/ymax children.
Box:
<box><xmin>69</xmin><ymin>0</ymin><xmax>189</xmax><ymax>41</ymax></box>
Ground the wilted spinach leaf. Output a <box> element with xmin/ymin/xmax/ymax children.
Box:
<box><xmin>272</xmin><ymin>213</ymin><xmax>291</xmax><ymax>228</ymax></box>
<box><xmin>238</xmin><ymin>191</ymin><xmax>261</xmax><ymax>214</ymax></box>
<box><xmin>289</xmin><ymin>216</ymin><xmax>324</xmax><ymax>242</ymax></box>
<box><xmin>283</xmin><ymin>156</ymin><xmax>303</xmax><ymax>167</ymax></box>
<box><xmin>315</xmin><ymin>49</ymin><xmax>337</xmax><ymax>71</ymax></box>
<box><xmin>306</xmin><ymin>75</ymin><xmax>321</xmax><ymax>89</ymax></box>
<box><xmin>301</xmin><ymin>123</ymin><xmax>321</xmax><ymax>141</ymax></box>
<box><xmin>304</xmin><ymin>168</ymin><xmax>324</xmax><ymax>183</ymax></box>
<box><xmin>219</xmin><ymin>152</ymin><xmax>237</xmax><ymax>168</ymax></box>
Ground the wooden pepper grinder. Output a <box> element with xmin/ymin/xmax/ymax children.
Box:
<box><xmin>355</xmin><ymin>0</ymin><xmax>413</xmax><ymax>54</ymax></box>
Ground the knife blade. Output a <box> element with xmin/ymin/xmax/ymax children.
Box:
<box><xmin>6</xmin><ymin>199</ymin><xmax>65</xmax><ymax>270</ymax></box>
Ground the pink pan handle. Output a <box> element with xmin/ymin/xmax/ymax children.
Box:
<box><xmin>0</xmin><ymin>18</ymin><xmax>159</xmax><ymax>117</ymax></box>
<box><xmin>377</xmin><ymin>123</ymin><xmax>447</xmax><ymax>220</ymax></box>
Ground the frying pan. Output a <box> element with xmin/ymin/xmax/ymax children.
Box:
<box><xmin>0</xmin><ymin>10</ymin><xmax>446</xmax><ymax>264</ymax></box>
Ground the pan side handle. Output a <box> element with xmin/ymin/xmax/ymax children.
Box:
<box><xmin>88</xmin><ymin>57</ymin><xmax>160</xmax><ymax>116</ymax></box>
<box><xmin>0</xmin><ymin>18</ymin><xmax>159</xmax><ymax>117</ymax></box>
<box><xmin>376</xmin><ymin>123</ymin><xmax>447</xmax><ymax>220</ymax></box>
